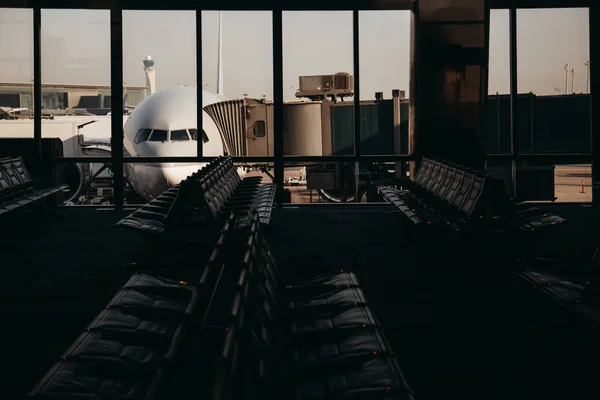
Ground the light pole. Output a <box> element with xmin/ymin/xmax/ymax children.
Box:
<box><xmin>585</xmin><ymin>60</ymin><xmax>590</xmax><ymax>94</ymax></box>
<box><xmin>564</xmin><ymin>64</ymin><xmax>570</xmax><ymax>94</ymax></box>
<box><xmin>31</xmin><ymin>77</ymin><xmax>34</xmax><ymax>115</ymax></box>
<box><xmin>571</xmin><ymin>68</ymin><xmax>575</xmax><ymax>94</ymax></box>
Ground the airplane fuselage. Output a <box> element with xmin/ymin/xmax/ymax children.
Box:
<box><xmin>122</xmin><ymin>87</ymin><xmax>226</xmax><ymax>201</ymax></box>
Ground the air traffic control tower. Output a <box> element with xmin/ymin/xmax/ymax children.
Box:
<box><xmin>143</xmin><ymin>55</ymin><xmax>156</xmax><ymax>98</ymax></box>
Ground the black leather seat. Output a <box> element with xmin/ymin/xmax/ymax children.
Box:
<box><xmin>61</xmin><ymin>331</ymin><xmax>165</xmax><ymax>374</ymax></box>
<box><xmin>28</xmin><ymin>359</ymin><xmax>151</xmax><ymax>399</ymax></box>
<box><xmin>0</xmin><ymin>157</ymin><xmax>71</xmax><ymax>221</ymax></box>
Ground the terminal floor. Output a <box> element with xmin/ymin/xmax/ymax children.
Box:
<box><xmin>1</xmin><ymin>204</ymin><xmax>599</xmax><ymax>400</ymax></box>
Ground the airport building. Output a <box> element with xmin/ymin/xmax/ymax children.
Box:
<box><xmin>0</xmin><ymin>81</ymin><xmax>145</xmax><ymax>113</ymax></box>
<box><xmin>0</xmin><ymin>1</ymin><xmax>598</xmax><ymax>400</ymax></box>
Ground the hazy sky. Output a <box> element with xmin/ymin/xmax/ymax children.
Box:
<box><xmin>0</xmin><ymin>8</ymin><xmax>590</xmax><ymax>100</ymax></box>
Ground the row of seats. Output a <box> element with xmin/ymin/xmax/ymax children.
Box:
<box><xmin>28</xmin><ymin>213</ymin><xmax>241</xmax><ymax>399</ymax></box>
<box><xmin>29</xmin><ymin>211</ymin><xmax>415</xmax><ymax>399</ymax></box>
<box><xmin>377</xmin><ymin>157</ymin><xmax>505</xmax><ymax>232</ymax></box>
<box><xmin>0</xmin><ymin>156</ymin><xmax>69</xmax><ymax>222</ymax></box>
<box><xmin>114</xmin><ymin>157</ymin><xmax>224</xmax><ymax>236</ymax></box>
<box><xmin>378</xmin><ymin>157</ymin><xmax>568</xmax><ymax>234</ymax></box>
<box><xmin>198</xmin><ymin>157</ymin><xmax>276</xmax><ymax>226</ymax></box>
<box><xmin>115</xmin><ymin>156</ymin><xmax>277</xmax><ymax>237</ymax></box>
<box><xmin>515</xmin><ymin>269</ymin><xmax>600</xmax><ymax>327</ymax></box>
<box><xmin>206</xmin><ymin>211</ymin><xmax>416</xmax><ymax>400</ymax></box>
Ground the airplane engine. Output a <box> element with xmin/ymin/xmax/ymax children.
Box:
<box><xmin>61</xmin><ymin>162</ymin><xmax>92</xmax><ymax>203</ymax></box>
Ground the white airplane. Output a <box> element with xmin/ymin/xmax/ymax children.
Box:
<box><xmin>81</xmin><ymin>12</ymin><xmax>233</xmax><ymax>202</ymax></box>
<box><xmin>81</xmin><ymin>86</ymin><xmax>228</xmax><ymax>201</ymax></box>
<box><xmin>0</xmin><ymin>106</ymin><xmax>28</xmax><ymax>120</ymax></box>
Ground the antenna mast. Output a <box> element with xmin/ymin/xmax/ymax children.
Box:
<box><xmin>564</xmin><ymin>64</ymin><xmax>569</xmax><ymax>94</ymax></box>
<box><xmin>585</xmin><ymin>60</ymin><xmax>590</xmax><ymax>94</ymax></box>
<box><xmin>217</xmin><ymin>11</ymin><xmax>224</xmax><ymax>96</ymax></box>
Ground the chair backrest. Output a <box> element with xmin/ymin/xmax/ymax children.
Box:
<box><xmin>0</xmin><ymin>157</ymin><xmax>22</xmax><ymax>186</ymax></box>
<box><xmin>11</xmin><ymin>157</ymin><xmax>33</xmax><ymax>184</ymax></box>
<box><xmin>413</xmin><ymin>158</ymin><xmax>431</xmax><ymax>186</ymax></box>
<box><xmin>444</xmin><ymin>168</ymin><xmax>464</xmax><ymax>205</ymax></box>
<box><xmin>423</xmin><ymin>161</ymin><xmax>441</xmax><ymax>192</ymax></box>
<box><xmin>459</xmin><ymin>175</ymin><xmax>486</xmax><ymax>217</ymax></box>
<box><xmin>199</xmin><ymin>175</ymin><xmax>221</xmax><ymax>218</ymax></box>
<box><xmin>435</xmin><ymin>166</ymin><xmax>455</xmax><ymax>200</ymax></box>
<box><xmin>0</xmin><ymin>166</ymin><xmax>12</xmax><ymax>190</ymax></box>
<box><xmin>429</xmin><ymin>164</ymin><xmax>448</xmax><ymax>196</ymax></box>
<box><xmin>415</xmin><ymin>158</ymin><xmax>433</xmax><ymax>188</ymax></box>
<box><xmin>451</xmin><ymin>172</ymin><xmax>475</xmax><ymax>210</ymax></box>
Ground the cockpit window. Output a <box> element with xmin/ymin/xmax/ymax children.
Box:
<box><xmin>189</xmin><ymin>128</ymin><xmax>209</xmax><ymax>143</ymax></box>
<box><xmin>170</xmin><ymin>129</ymin><xmax>190</xmax><ymax>141</ymax></box>
<box><xmin>149</xmin><ymin>129</ymin><xmax>168</xmax><ymax>142</ymax></box>
<box><xmin>134</xmin><ymin>128</ymin><xmax>152</xmax><ymax>144</ymax></box>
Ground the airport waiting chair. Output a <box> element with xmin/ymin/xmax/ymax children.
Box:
<box><xmin>0</xmin><ymin>156</ymin><xmax>70</xmax><ymax>221</ymax></box>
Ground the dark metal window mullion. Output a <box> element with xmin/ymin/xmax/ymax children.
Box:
<box><xmin>509</xmin><ymin>7</ymin><xmax>518</xmax><ymax>200</ymax></box>
<box><xmin>196</xmin><ymin>10</ymin><xmax>203</xmax><ymax>159</ymax></box>
<box><xmin>273</xmin><ymin>10</ymin><xmax>284</xmax><ymax>193</ymax></box>
<box><xmin>33</xmin><ymin>7</ymin><xmax>41</xmax><ymax>162</ymax></box>
<box><xmin>110</xmin><ymin>8</ymin><xmax>124</xmax><ymax>209</ymax></box>
<box><xmin>353</xmin><ymin>10</ymin><xmax>361</xmax><ymax>202</ymax></box>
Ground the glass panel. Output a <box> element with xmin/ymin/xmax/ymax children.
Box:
<box><xmin>189</xmin><ymin>128</ymin><xmax>210</xmax><ymax>143</ymax></box>
<box><xmin>121</xmin><ymin>10</ymin><xmax>199</xmax><ymax>205</ymax></box>
<box><xmin>487</xmin><ymin>161</ymin><xmax>592</xmax><ymax>203</ymax></box>
<box><xmin>283</xmin><ymin>162</ymin><xmax>358</xmax><ymax>203</ymax></box>
<box><xmin>41</xmin><ymin>9</ymin><xmax>112</xmax><ymax>206</ymax></box>
<box><xmin>149</xmin><ymin>129</ymin><xmax>167</xmax><ymax>142</ymax></box>
<box><xmin>170</xmin><ymin>129</ymin><xmax>189</xmax><ymax>141</ymax></box>
<box><xmin>358</xmin><ymin>10</ymin><xmax>410</xmax><ymax>156</ymax></box>
<box><xmin>134</xmin><ymin>128</ymin><xmax>152</xmax><ymax>143</ymax></box>
<box><xmin>283</xmin><ymin>161</ymin><xmax>406</xmax><ymax>204</ymax></box>
<box><xmin>516</xmin><ymin>8</ymin><xmax>591</xmax><ymax>157</ymax></box>
<box><xmin>486</xmin><ymin>10</ymin><xmax>510</xmax><ymax>155</ymax></box>
<box><xmin>283</xmin><ymin>11</ymin><xmax>354</xmax><ymax>157</ymax></box>
<box><xmin>0</xmin><ymin>8</ymin><xmax>33</xmax><ymax>127</ymax></box>
<box><xmin>488</xmin><ymin>9</ymin><xmax>509</xmax><ymax>95</ymax></box>
<box><xmin>122</xmin><ymin>9</ymin><xmax>197</xmax><ymax>161</ymax></box>
<box><xmin>517</xmin><ymin>8</ymin><xmax>589</xmax><ymax>96</ymax></box>
<box><xmin>553</xmin><ymin>163</ymin><xmax>591</xmax><ymax>202</ymax></box>
<box><xmin>202</xmin><ymin>11</ymin><xmax>273</xmax><ymax>157</ymax></box>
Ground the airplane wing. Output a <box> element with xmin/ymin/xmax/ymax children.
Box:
<box><xmin>80</xmin><ymin>139</ymin><xmax>112</xmax><ymax>156</ymax></box>
<box><xmin>80</xmin><ymin>138</ymin><xmax>131</xmax><ymax>157</ymax></box>
<box><xmin>0</xmin><ymin>106</ymin><xmax>28</xmax><ymax>119</ymax></box>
